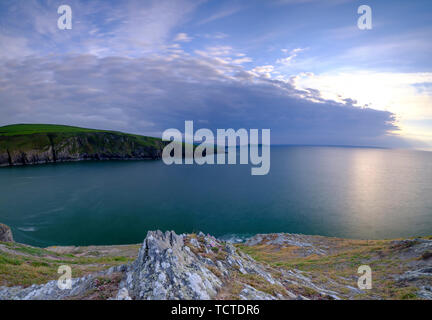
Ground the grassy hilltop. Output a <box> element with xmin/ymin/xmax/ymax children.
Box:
<box><xmin>0</xmin><ymin>124</ymin><xmax>166</xmax><ymax>166</ymax></box>
<box><xmin>0</xmin><ymin>123</ymin><xmax>163</xmax><ymax>147</ymax></box>
<box><xmin>0</xmin><ymin>124</ymin><xmax>111</xmax><ymax>136</ymax></box>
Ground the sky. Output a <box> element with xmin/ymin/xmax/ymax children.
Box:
<box><xmin>0</xmin><ymin>0</ymin><xmax>431</xmax><ymax>149</ymax></box>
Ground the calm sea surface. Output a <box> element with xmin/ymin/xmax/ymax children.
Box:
<box><xmin>0</xmin><ymin>146</ymin><xmax>431</xmax><ymax>246</ymax></box>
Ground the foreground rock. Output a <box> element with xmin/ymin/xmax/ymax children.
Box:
<box><xmin>0</xmin><ymin>231</ymin><xmax>431</xmax><ymax>300</ymax></box>
<box><xmin>0</xmin><ymin>265</ymin><xmax>126</xmax><ymax>300</ymax></box>
<box><xmin>119</xmin><ymin>231</ymin><xmax>296</xmax><ymax>300</ymax></box>
<box><xmin>0</xmin><ymin>231</ymin><xmax>308</xmax><ymax>300</ymax></box>
<box><xmin>0</xmin><ymin>223</ymin><xmax>13</xmax><ymax>242</ymax></box>
<box><xmin>120</xmin><ymin>231</ymin><xmax>223</xmax><ymax>299</ymax></box>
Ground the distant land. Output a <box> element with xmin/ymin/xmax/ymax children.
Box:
<box><xmin>0</xmin><ymin>124</ymin><xmax>166</xmax><ymax>167</ymax></box>
<box><xmin>0</xmin><ymin>123</ymin><xmax>417</xmax><ymax>168</ymax></box>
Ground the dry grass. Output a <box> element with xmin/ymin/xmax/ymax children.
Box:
<box><xmin>65</xmin><ymin>272</ymin><xmax>124</xmax><ymax>300</ymax></box>
<box><xmin>236</xmin><ymin>236</ymin><xmax>432</xmax><ymax>300</ymax></box>
<box><xmin>0</xmin><ymin>241</ymin><xmax>138</xmax><ymax>287</ymax></box>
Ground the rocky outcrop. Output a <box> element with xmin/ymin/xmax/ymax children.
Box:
<box><xmin>121</xmin><ymin>231</ymin><xmax>223</xmax><ymax>299</ymax></box>
<box><xmin>0</xmin><ymin>223</ymin><xmax>13</xmax><ymax>242</ymax></box>
<box><xmin>0</xmin><ymin>231</ymin><xmax>431</xmax><ymax>300</ymax></box>
<box><xmin>119</xmin><ymin>231</ymin><xmax>295</xmax><ymax>300</ymax></box>
<box><xmin>246</xmin><ymin>233</ymin><xmax>328</xmax><ymax>256</ymax></box>
<box><xmin>0</xmin><ymin>231</ymin><xmax>302</xmax><ymax>300</ymax></box>
<box><xmin>0</xmin><ymin>265</ymin><xmax>126</xmax><ymax>300</ymax></box>
<box><xmin>0</xmin><ymin>132</ymin><xmax>166</xmax><ymax>167</ymax></box>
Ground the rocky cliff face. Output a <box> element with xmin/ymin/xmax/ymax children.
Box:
<box><xmin>0</xmin><ymin>132</ymin><xmax>166</xmax><ymax>167</ymax></box>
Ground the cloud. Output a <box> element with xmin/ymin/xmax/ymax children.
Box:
<box><xmin>0</xmin><ymin>0</ymin><xmax>201</xmax><ymax>57</ymax></box>
<box><xmin>291</xmin><ymin>70</ymin><xmax>432</xmax><ymax>148</ymax></box>
<box><xmin>232</xmin><ymin>57</ymin><xmax>252</xmax><ymax>64</ymax></box>
<box><xmin>174</xmin><ymin>33</ymin><xmax>193</xmax><ymax>42</ymax></box>
<box><xmin>0</xmin><ymin>35</ymin><xmax>33</xmax><ymax>59</ymax></box>
<box><xmin>275</xmin><ymin>0</ymin><xmax>355</xmax><ymax>5</ymax></box>
<box><xmin>294</xmin><ymin>71</ymin><xmax>432</xmax><ymax>118</ymax></box>
<box><xmin>197</xmin><ymin>5</ymin><xmax>243</xmax><ymax>25</ymax></box>
<box><xmin>194</xmin><ymin>46</ymin><xmax>252</xmax><ymax>65</ymax></box>
<box><xmin>0</xmin><ymin>53</ymin><xmax>405</xmax><ymax>147</ymax></box>
<box><xmin>251</xmin><ymin>65</ymin><xmax>275</xmax><ymax>78</ymax></box>
<box><xmin>202</xmin><ymin>46</ymin><xmax>233</xmax><ymax>56</ymax></box>
<box><xmin>277</xmin><ymin>48</ymin><xmax>306</xmax><ymax>65</ymax></box>
<box><xmin>202</xmin><ymin>32</ymin><xmax>229</xmax><ymax>39</ymax></box>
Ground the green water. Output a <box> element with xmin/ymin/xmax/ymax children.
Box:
<box><xmin>0</xmin><ymin>146</ymin><xmax>431</xmax><ymax>246</ymax></box>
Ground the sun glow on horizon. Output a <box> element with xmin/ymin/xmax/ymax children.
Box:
<box><xmin>292</xmin><ymin>71</ymin><xmax>432</xmax><ymax>150</ymax></box>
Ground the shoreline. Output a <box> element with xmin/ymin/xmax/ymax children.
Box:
<box><xmin>9</xmin><ymin>228</ymin><xmax>432</xmax><ymax>248</ymax></box>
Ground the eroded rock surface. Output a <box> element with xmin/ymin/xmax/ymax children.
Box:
<box><xmin>0</xmin><ymin>265</ymin><xmax>126</xmax><ymax>300</ymax></box>
<box><xmin>119</xmin><ymin>231</ymin><xmax>295</xmax><ymax>300</ymax></box>
<box><xmin>0</xmin><ymin>231</ymin><xmax>431</xmax><ymax>300</ymax></box>
<box><xmin>0</xmin><ymin>223</ymin><xmax>13</xmax><ymax>242</ymax></box>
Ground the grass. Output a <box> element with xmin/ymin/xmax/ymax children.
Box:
<box><xmin>13</xmin><ymin>245</ymin><xmax>53</xmax><ymax>257</ymax></box>
<box><xmin>0</xmin><ymin>242</ymin><xmax>139</xmax><ymax>287</ymax></box>
<box><xmin>0</xmin><ymin>124</ymin><xmax>163</xmax><ymax>146</ymax></box>
<box><xmin>236</xmin><ymin>237</ymin><xmax>432</xmax><ymax>300</ymax></box>
<box><xmin>0</xmin><ymin>124</ymin><xmax>110</xmax><ymax>136</ymax></box>
<box><xmin>0</xmin><ymin>254</ymin><xmax>22</xmax><ymax>266</ymax></box>
<box><xmin>236</xmin><ymin>273</ymin><xmax>287</xmax><ymax>296</ymax></box>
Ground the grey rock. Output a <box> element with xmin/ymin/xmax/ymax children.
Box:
<box><xmin>245</xmin><ymin>233</ymin><xmax>327</xmax><ymax>256</ymax></box>
<box><xmin>0</xmin><ymin>223</ymin><xmax>13</xmax><ymax>242</ymax></box>
<box><xmin>121</xmin><ymin>231</ymin><xmax>223</xmax><ymax>300</ymax></box>
<box><xmin>225</xmin><ymin>243</ymin><xmax>236</xmax><ymax>255</ymax></box>
<box><xmin>116</xmin><ymin>288</ymin><xmax>132</xmax><ymax>300</ymax></box>
<box><xmin>396</xmin><ymin>267</ymin><xmax>432</xmax><ymax>282</ymax></box>
<box><xmin>418</xmin><ymin>286</ymin><xmax>432</xmax><ymax>299</ymax></box>
<box><xmin>239</xmin><ymin>285</ymin><xmax>277</xmax><ymax>300</ymax></box>
<box><xmin>0</xmin><ymin>275</ymin><xmax>95</xmax><ymax>300</ymax></box>
<box><xmin>119</xmin><ymin>230</ymin><xmax>295</xmax><ymax>300</ymax></box>
<box><xmin>0</xmin><ymin>265</ymin><xmax>125</xmax><ymax>300</ymax></box>
<box><xmin>189</xmin><ymin>238</ymin><xmax>200</xmax><ymax>248</ymax></box>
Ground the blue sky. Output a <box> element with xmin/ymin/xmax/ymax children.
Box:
<box><xmin>0</xmin><ymin>0</ymin><xmax>431</xmax><ymax>148</ymax></box>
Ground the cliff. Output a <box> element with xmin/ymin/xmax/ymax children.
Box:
<box><xmin>0</xmin><ymin>229</ymin><xmax>431</xmax><ymax>300</ymax></box>
<box><xmin>0</xmin><ymin>124</ymin><xmax>166</xmax><ymax>167</ymax></box>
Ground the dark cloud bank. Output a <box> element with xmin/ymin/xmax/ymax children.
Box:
<box><xmin>0</xmin><ymin>54</ymin><xmax>408</xmax><ymax>147</ymax></box>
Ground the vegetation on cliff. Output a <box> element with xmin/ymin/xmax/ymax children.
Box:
<box><xmin>0</xmin><ymin>124</ymin><xmax>166</xmax><ymax>167</ymax></box>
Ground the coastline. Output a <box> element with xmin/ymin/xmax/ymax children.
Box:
<box><xmin>0</xmin><ymin>125</ymin><xmax>167</xmax><ymax>167</ymax></box>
